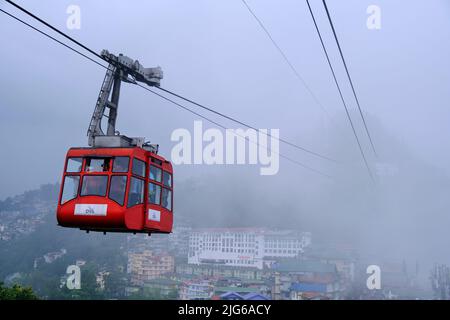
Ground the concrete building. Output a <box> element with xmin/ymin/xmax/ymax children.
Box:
<box><xmin>289</xmin><ymin>283</ymin><xmax>331</xmax><ymax>300</ymax></box>
<box><xmin>188</xmin><ymin>228</ymin><xmax>311</xmax><ymax>270</ymax></box>
<box><xmin>179</xmin><ymin>280</ymin><xmax>214</xmax><ymax>300</ymax></box>
<box><xmin>176</xmin><ymin>263</ymin><xmax>264</xmax><ymax>280</ymax></box>
<box><xmin>143</xmin><ymin>278</ymin><xmax>181</xmax><ymax>297</ymax></box>
<box><xmin>127</xmin><ymin>250</ymin><xmax>175</xmax><ymax>286</ymax></box>
<box><xmin>271</xmin><ymin>259</ymin><xmax>343</xmax><ymax>299</ymax></box>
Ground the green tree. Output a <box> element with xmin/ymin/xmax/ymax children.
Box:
<box><xmin>0</xmin><ymin>282</ymin><xmax>38</xmax><ymax>300</ymax></box>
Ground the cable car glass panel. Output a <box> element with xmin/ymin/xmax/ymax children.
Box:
<box><xmin>162</xmin><ymin>188</ymin><xmax>172</xmax><ymax>211</ymax></box>
<box><xmin>149</xmin><ymin>182</ymin><xmax>161</xmax><ymax>205</ymax></box>
<box><xmin>66</xmin><ymin>158</ymin><xmax>83</xmax><ymax>173</ymax></box>
<box><xmin>61</xmin><ymin>175</ymin><xmax>80</xmax><ymax>204</ymax></box>
<box><xmin>162</xmin><ymin>171</ymin><xmax>172</xmax><ymax>187</ymax></box>
<box><xmin>150</xmin><ymin>166</ymin><xmax>162</xmax><ymax>182</ymax></box>
<box><xmin>86</xmin><ymin>158</ymin><xmax>111</xmax><ymax>172</ymax></box>
<box><xmin>113</xmin><ymin>156</ymin><xmax>129</xmax><ymax>173</ymax></box>
<box><xmin>109</xmin><ymin>175</ymin><xmax>127</xmax><ymax>206</ymax></box>
<box><xmin>81</xmin><ymin>175</ymin><xmax>108</xmax><ymax>196</ymax></box>
<box><xmin>128</xmin><ymin>177</ymin><xmax>144</xmax><ymax>207</ymax></box>
<box><xmin>132</xmin><ymin>158</ymin><xmax>146</xmax><ymax>177</ymax></box>
<box><xmin>151</xmin><ymin>157</ymin><xmax>163</xmax><ymax>166</ymax></box>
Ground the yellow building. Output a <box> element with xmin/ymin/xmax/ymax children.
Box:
<box><xmin>128</xmin><ymin>250</ymin><xmax>175</xmax><ymax>286</ymax></box>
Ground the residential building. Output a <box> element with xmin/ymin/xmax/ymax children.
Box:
<box><xmin>305</xmin><ymin>244</ymin><xmax>357</xmax><ymax>283</ymax></box>
<box><xmin>143</xmin><ymin>278</ymin><xmax>181</xmax><ymax>297</ymax></box>
<box><xmin>179</xmin><ymin>280</ymin><xmax>214</xmax><ymax>300</ymax></box>
<box><xmin>176</xmin><ymin>263</ymin><xmax>264</xmax><ymax>280</ymax></box>
<box><xmin>128</xmin><ymin>250</ymin><xmax>175</xmax><ymax>286</ymax></box>
<box><xmin>270</xmin><ymin>258</ymin><xmax>343</xmax><ymax>299</ymax></box>
<box><xmin>290</xmin><ymin>282</ymin><xmax>336</xmax><ymax>300</ymax></box>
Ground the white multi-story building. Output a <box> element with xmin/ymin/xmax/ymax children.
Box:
<box><xmin>188</xmin><ymin>228</ymin><xmax>311</xmax><ymax>270</ymax></box>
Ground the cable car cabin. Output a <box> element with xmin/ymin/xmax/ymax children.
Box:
<box><xmin>57</xmin><ymin>147</ymin><xmax>173</xmax><ymax>234</ymax></box>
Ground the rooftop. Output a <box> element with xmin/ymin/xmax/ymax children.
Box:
<box><xmin>215</xmin><ymin>286</ymin><xmax>260</xmax><ymax>294</ymax></box>
<box><xmin>272</xmin><ymin>259</ymin><xmax>337</xmax><ymax>274</ymax></box>
<box><xmin>290</xmin><ymin>282</ymin><xmax>327</xmax><ymax>293</ymax></box>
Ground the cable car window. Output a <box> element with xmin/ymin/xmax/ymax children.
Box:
<box><xmin>150</xmin><ymin>166</ymin><xmax>162</xmax><ymax>182</ymax></box>
<box><xmin>148</xmin><ymin>183</ymin><xmax>161</xmax><ymax>205</ymax></box>
<box><xmin>128</xmin><ymin>177</ymin><xmax>144</xmax><ymax>207</ymax></box>
<box><xmin>113</xmin><ymin>157</ymin><xmax>129</xmax><ymax>173</ymax></box>
<box><xmin>162</xmin><ymin>171</ymin><xmax>172</xmax><ymax>188</ymax></box>
<box><xmin>109</xmin><ymin>176</ymin><xmax>127</xmax><ymax>206</ymax></box>
<box><xmin>66</xmin><ymin>158</ymin><xmax>83</xmax><ymax>173</ymax></box>
<box><xmin>151</xmin><ymin>158</ymin><xmax>163</xmax><ymax>166</ymax></box>
<box><xmin>132</xmin><ymin>158</ymin><xmax>146</xmax><ymax>177</ymax></box>
<box><xmin>61</xmin><ymin>175</ymin><xmax>80</xmax><ymax>204</ymax></box>
<box><xmin>81</xmin><ymin>175</ymin><xmax>108</xmax><ymax>196</ymax></box>
<box><xmin>86</xmin><ymin>158</ymin><xmax>110</xmax><ymax>172</ymax></box>
<box><xmin>162</xmin><ymin>188</ymin><xmax>172</xmax><ymax>211</ymax></box>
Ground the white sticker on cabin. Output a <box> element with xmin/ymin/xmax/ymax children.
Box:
<box><xmin>74</xmin><ymin>204</ymin><xmax>107</xmax><ymax>216</ymax></box>
<box><xmin>148</xmin><ymin>209</ymin><xmax>160</xmax><ymax>222</ymax></box>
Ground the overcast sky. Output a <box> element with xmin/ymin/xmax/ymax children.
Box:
<box><xmin>1</xmin><ymin>0</ymin><xmax>450</xmax><ymax>277</ymax></box>
<box><xmin>1</xmin><ymin>0</ymin><xmax>449</xmax><ymax>198</ymax></box>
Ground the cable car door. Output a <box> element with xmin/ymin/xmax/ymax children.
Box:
<box><xmin>146</xmin><ymin>156</ymin><xmax>163</xmax><ymax>231</ymax></box>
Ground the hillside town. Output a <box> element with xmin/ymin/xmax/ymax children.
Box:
<box><xmin>0</xmin><ymin>186</ymin><xmax>437</xmax><ymax>300</ymax></box>
<box><xmin>122</xmin><ymin>219</ymin><xmax>428</xmax><ymax>300</ymax></box>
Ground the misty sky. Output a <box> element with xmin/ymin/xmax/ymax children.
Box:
<box><xmin>1</xmin><ymin>0</ymin><xmax>449</xmax><ymax>197</ymax></box>
<box><xmin>1</xmin><ymin>0</ymin><xmax>450</xmax><ymax>276</ymax></box>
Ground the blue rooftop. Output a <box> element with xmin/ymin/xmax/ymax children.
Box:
<box><xmin>243</xmin><ymin>293</ymin><xmax>269</xmax><ymax>300</ymax></box>
<box><xmin>220</xmin><ymin>292</ymin><xmax>244</xmax><ymax>300</ymax></box>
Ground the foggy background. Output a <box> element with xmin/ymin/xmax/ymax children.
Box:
<box><xmin>1</xmin><ymin>0</ymin><xmax>450</xmax><ymax>284</ymax></box>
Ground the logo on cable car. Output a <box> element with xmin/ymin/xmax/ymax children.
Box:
<box><xmin>74</xmin><ymin>204</ymin><xmax>108</xmax><ymax>216</ymax></box>
<box><xmin>148</xmin><ymin>209</ymin><xmax>160</xmax><ymax>222</ymax></box>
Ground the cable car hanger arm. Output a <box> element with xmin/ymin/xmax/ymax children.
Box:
<box><xmin>87</xmin><ymin>50</ymin><xmax>163</xmax><ymax>152</ymax></box>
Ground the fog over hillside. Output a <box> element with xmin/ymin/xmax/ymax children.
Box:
<box><xmin>175</xmin><ymin>114</ymin><xmax>450</xmax><ymax>275</ymax></box>
<box><xmin>1</xmin><ymin>110</ymin><xmax>448</xmax><ymax>289</ymax></box>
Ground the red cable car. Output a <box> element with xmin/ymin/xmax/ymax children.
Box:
<box><xmin>56</xmin><ymin>50</ymin><xmax>173</xmax><ymax>234</ymax></box>
<box><xmin>57</xmin><ymin>147</ymin><xmax>173</xmax><ymax>234</ymax></box>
